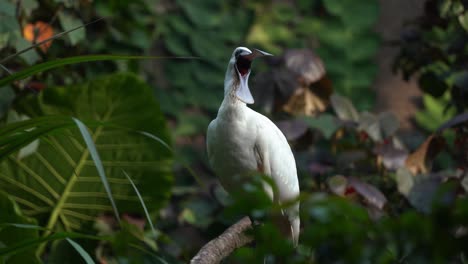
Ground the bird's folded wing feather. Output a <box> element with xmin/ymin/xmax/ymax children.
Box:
<box><xmin>251</xmin><ymin>110</ymin><xmax>300</xmax><ymax>245</ymax></box>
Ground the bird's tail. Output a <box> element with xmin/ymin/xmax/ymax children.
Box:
<box><xmin>272</xmin><ymin>209</ymin><xmax>300</xmax><ymax>246</ymax></box>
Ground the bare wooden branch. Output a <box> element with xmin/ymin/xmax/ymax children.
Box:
<box><xmin>190</xmin><ymin>216</ymin><xmax>254</xmax><ymax>264</ymax></box>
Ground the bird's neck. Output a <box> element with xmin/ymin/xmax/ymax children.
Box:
<box><xmin>224</xmin><ymin>63</ymin><xmax>237</xmax><ymax>97</ymax></box>
<box><xmin>222</xmin><ymin>63</ymin><xmax>245</xmax><ymax>105</ymax></box>
<box><xmin>218</xmin><ymin>97</ymin><xmax>247</xmax><ymax>122</ymax></box>
<box><xmin>218</xmin><ymin>66</ymin><xmax>247</xmax><ymax>119</ymax></box>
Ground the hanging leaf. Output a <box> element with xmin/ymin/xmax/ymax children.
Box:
<box><xmin>0</xmin><ymin>73</ymin><xmax>173</xmax><ymax>236</ymax></box>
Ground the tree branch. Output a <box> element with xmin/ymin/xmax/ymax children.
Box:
<box><xmin>190</xmin><ymin>216</ymin><xmax>254</xmax><ymax>264</ymax></box>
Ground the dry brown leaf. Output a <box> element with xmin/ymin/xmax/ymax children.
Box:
<box><xmin>405</xmin><ymin>134</ymin><xmax>445</xmax><ymax>175</ymax></box>
<box><xmin>282</xmin><ymin>88</ymin><xmax>328</xmax><ymax>116</ymax></box>
<box><xmin>23</xmin><ymin>21</ymin><xmax>54</xmax><ymax>52</ymax></box>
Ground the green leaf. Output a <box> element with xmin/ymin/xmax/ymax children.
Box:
<box><xmin>0</xmin><ymin>192</ymin><xmax>40</xmax><ymax>263</ymax></box>
<box><xmin>0</xmin><ymin>73</ymin><xmax>173</xmax><ymax>239</ymax></box>
<box><xmin>302</xmin><ymin>114</ymin><xmax>340</xmax><ymax>139</ymax></box>
<box><xmin>459</xmin><ymin>12</ymin><xmax>468</xmax><ymax>32</ymax></box>
<box><xmin>177</xmin><ymin>0</ymin><xmax>222</xmax><ymax>28</ymax></box>
<box><xmin>73</xmin><ymin>118</ymin><xmax>120</xmax><ymax>223</ymax></box>
<box><xmin>0</xmin><ymin>55</ymin><xmax>197</xmax><ymax>88</ymax></box>
<box><xmin>358</xmin><ymin>112</ymin><xmax>381</xmax><ymax>141</ymax></box>
<box><xmin>330</xmin><ymin>94</ymin><xmax>360</xmax><ymax>122</ymax></box>
<box><xmin>415</xmin><ymin>93</ymin><xmax>455</xmax><ymax>131</ymax></box>
<box><xmin>15</xmin><ymin>37</ymin><xmax>40</xmax><ymax>65</ymax></box>
<box><xmin>396</xmin><ymin>167</ymin><xmax>414</xmax><ymax>196</ymax></box>
<box><xmin>58</xmin><ymin>11</ymin><xmax>86</xmax><ymax>45</ymax></box>
<box><xmin>324</xmin><ymin>0</ymin><xmax>378</xmax><ymax>30</ymax></box>
<box><xmin>0</xmin><ymin>1</ymin><xmax>16</xmax><ymax>16</ymax></box>
<box><xmin>378</xmin><ymin>111</ymin><xmax>399</xmax><ymax>139</ymax></box>
<box><xmin>0</xmin><ymin>229</ymin><xmax>107</xmax><ymax>257</ymax></box>
<box><xmin>0</xmin><ymin>1</ymin><xmax>20</xmax><ymax>47</ymax></box>
<box><xmin>0</xmin><ymin>86</ymin><xmax>15</xmax><ymax>119</ymax></box>
<box><xmin>0</xmin><ymin>115</ymin><xmax>76</xmax><ymax>158</ymax></box>
<box><xmin>20</xmin><ymin>0</ymin><xmax>39</xmax><ymax>16</ymax></box>
<box><xmin>418</xmin><ymin>71</ymin><xmax>448</xmax><ymax>98</ymax></box>
<box><xmin>123</xmin><ymin>171</ymin><xmax>156</xmax><ymax>236</ymax></box>
<box><xmin>66</xmin><ymin>238</ymin><xmax>95</xmax><ymax>264</ymax></box>
<box><xmin>167</xmin><ymin>16</ymin><xmax>192</xmax><ymax>34</ymax></box>
<box><xmin>6</xmin><ymin>111</ymin><xmax>41</xmax><ymax>160</ymax></box>
<box><xmin>189</xmin><ymin>32</ymin><xmax>226</xmax><ymax>59</ymax></box>
<box><xmin>164</xmin><ymin>35</ymin><xmax>191</xmax><ymax>56</ymax></box>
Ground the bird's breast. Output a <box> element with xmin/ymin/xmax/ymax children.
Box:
<box><xmin>208</xmin><ymin>116</ymin><xmax>258</xmax><ymax>193</ymax></box>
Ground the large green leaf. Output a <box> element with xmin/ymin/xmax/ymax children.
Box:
<box><xmin>0</xmin><ymin>73</ymin><xmax>173</xmax><ymax>236</ymax></box>
<box><xmin>0</xmin><ymin>192</ymin><xmax>40</xmax><ymax>263</ymax></box>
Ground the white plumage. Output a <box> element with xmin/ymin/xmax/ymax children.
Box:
<box><xmin>206</xmin><ymin>47</ymin><xmax>300</xmax><ymax>244</ymax></box>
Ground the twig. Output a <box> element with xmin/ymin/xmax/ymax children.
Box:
<box><xmin>190</xmin><ymin>216</ymin><xmax>254</xmax><ymax>264</ymax></box>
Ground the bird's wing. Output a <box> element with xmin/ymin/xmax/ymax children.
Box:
<box><xmin>250</xmin><ymin>110</ymin><xmax>300</xmax><ymax>245</ymax></box>
<box><xmin>206</xmin><ymin>119</ymin><xmax>217</xmax><ymax>167</ymax></box>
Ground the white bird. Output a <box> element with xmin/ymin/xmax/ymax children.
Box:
<box><xmin>206</xmin><ymin>47</ymin><xmax>300</xmax><ymax>245</ymax></box>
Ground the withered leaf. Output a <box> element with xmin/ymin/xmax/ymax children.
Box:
<box><xmin>405</xmin><ymin>134</ymin><xmax>446</xmax><ymax>175</ymax></box>
<box><xmin>283</xmin><ymin>87</ymin><xmax>327</xmax><ymax>116</ymax></box>
<box><xmin>23</xmin><ymin>21</ymin><xmax>54</xmax><ymax>52</ymax></box>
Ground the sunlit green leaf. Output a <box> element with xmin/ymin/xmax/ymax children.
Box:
<box><xmin>303</xmin><ymin>114</ymin><xmax>340</xmax><ymax>139</ymax></box>
<box><xmin>66</xmin><ymin>238</ymin><xmax>95</xmax><ymax>264</ymax></box>
<box><xmin>0</xmin><ymin>73</ymin><xmax>173</xmax><ymax>239</ymax></box>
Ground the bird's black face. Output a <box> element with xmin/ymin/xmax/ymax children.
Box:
<box><xmin>229</xmin><ymin>47</ymin><xmax>272</xmax><ymax>104</ymax></box>
<box><xmin>235</xmin><ymin>49</ymin><xmax>252</xmax><ymax>77</ymax></box>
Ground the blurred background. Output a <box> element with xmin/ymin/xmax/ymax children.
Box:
<box><xmin>1</xmin><ymin>0</ymin><xmax>468</xmax><ymax>263</ymax></box>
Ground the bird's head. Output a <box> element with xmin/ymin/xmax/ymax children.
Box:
<box><xmin>224</xmin><ymin>47</ymin><xmax>272</xmax><ymax>104</ymax></box>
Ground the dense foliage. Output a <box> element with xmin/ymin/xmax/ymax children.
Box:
<box><xmin>0</xmin><ymin>0</ymin><xmax>467</xmax><ymax>263</ymax></box>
